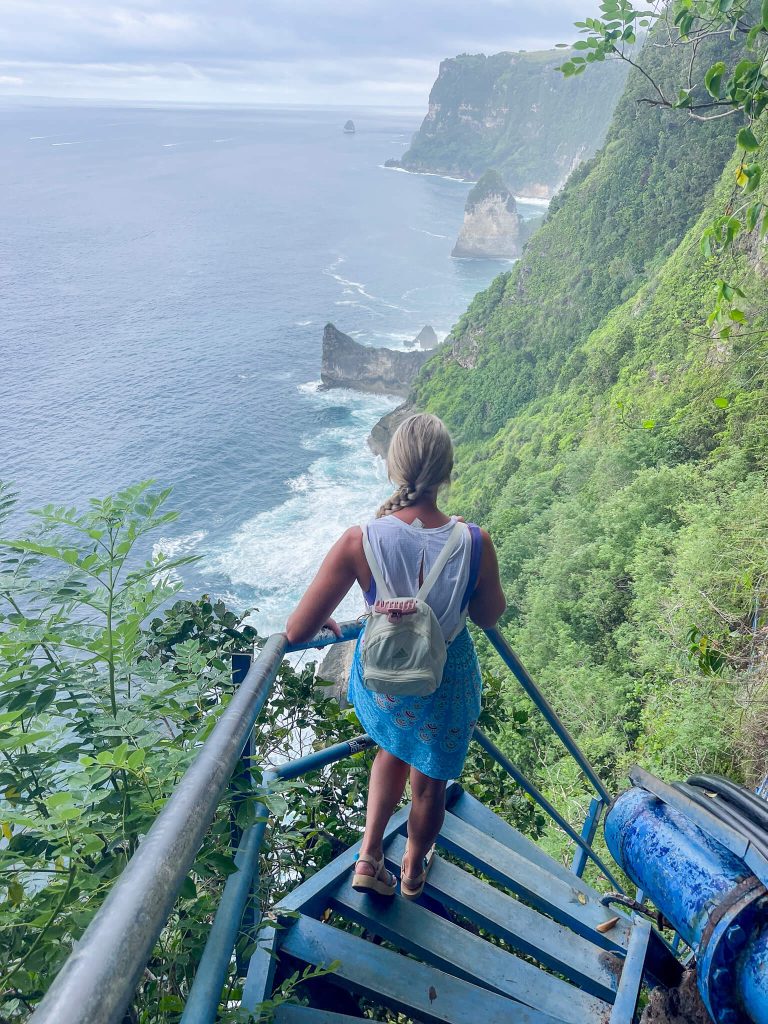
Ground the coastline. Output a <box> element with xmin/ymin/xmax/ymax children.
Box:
<box><xmin>380</xmin><ymin>163</ymin><xmax>553</xmax><ymax>205</ymax></box>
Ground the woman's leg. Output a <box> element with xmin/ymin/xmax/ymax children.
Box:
<box><xmin>403</xmin><ymin>767</ymin><xmax>446</xmax><ymax>879</ymax></box>
<box><xmin>356</xmin><ymin>748</ymin><xmax>410</xmax><ymax>876</ymax></box>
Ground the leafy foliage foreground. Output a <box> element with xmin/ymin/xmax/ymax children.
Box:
<box><xmin>0</xmin><ymin>482</ymin><xmax>521</xmax><ymax>1021</ymax></box>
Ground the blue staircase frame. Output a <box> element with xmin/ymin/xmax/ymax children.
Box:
<box><xmin>26</xmin><ymin>621</ymin><xmax>675</xmax><ymax>1024</ymax></box>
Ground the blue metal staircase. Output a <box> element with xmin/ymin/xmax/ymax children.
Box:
<box><xmin>240</xmin><ymin>784</ymin><xmax>655</xmax><ymax>1024</ymax></box>
<box><xmin>29</xmin><ymin>619</ymin><xmax>768</xmax><ymax>1024</ymax></box>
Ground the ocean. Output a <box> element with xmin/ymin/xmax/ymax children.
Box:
<box><xmin>1</xmin><ymin>101</ymin><xmax>542</xmax><ymax>635</ymax></box>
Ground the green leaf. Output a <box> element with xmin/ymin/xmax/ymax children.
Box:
<box><xmin>738</xmin><ymin>126</ymin><xmax>760</xmax><ymax>151</ymax></box>
<box><xmin>705</xmin><ymin>62</ymin><xmax>726</xmax><ymax>98</ymax></box>
<box><xmin>47</xmin><ymin>791</ymin><xmax>74</xmax><ymax>809</ymax></box>
<box><xmin>179</xmin><ymin>877</ymin><xmax>197</xmax><ymax>900</ymax></box>
<box><xmin>763</xmin><ymin>0</ymin><xmax>768</xmax><ymax>30</ymax></box>
<box><xmin>744</xmin><ymin>165</ymin><xmax>762</xmax><ymax>195</ymax></box>
<box><xmin>126</xmin><ymin>748</ymin><xmax>146</xmax><ymax>769</ymax></box>
<box><xmin>0</xmin><ymin>730</ymin><xmax>51</xmax><ymax>750</ymax></box>
<box><xmin>746</xmin><ymin>202</ymin><xmax>763</xmax><ymax>232</ymax></box>
<box><xmin>34</xmin><ymin>687</ymin><xmax>57</xmax><ymax>714</ymax></box>
<box><xmin>642</xmin><ymin>420</ymin><xmax>656</xmax><ymax>430</ymax></box>
<box><xmin>714</xmin><ymin>397</ymin><xmax>730</xmax><ymax>408</ymax></box>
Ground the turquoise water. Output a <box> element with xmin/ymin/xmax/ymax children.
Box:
<box><xmin>0</xmin><ymin>101</ymin><xmax>541</xmax><ymax>633</ymax></box>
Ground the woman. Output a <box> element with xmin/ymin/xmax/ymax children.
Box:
<box><xmin>285</xmin><ymin>413</ymin><xmax>505</xmax><ymax>898</ymax></box>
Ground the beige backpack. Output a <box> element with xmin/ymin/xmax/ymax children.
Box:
<box><xmin>360</xmin><ymin>520</ymin><xmax>467</xmax><ymax>696</ymax></box>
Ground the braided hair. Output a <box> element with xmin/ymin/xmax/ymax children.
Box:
<box><xmin>375</xmin><ymin>413</ymin><xmax>454</xmax><ymax>518</ymax></box>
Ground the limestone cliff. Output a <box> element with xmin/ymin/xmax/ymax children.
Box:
<box><xmin>452</xmin><ymin>170</ymin><xmax>522</xmax><ymax>259</ymax></box>
<box><xmin>386</xmin><ymin>49</ymin><xmax>627</xmax><ymax>197</ymax></box>
<box><xmin>320</xmin><ymin>325</ymin><xmax>431</xmax><ymax>396</ymax></box>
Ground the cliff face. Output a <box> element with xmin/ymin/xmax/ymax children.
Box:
<box><xmin>408</xmin><ymin>26</ymin><xmax>768</xmax><ymax>791</ymax></box>
<box><xmin>321</xmin><ymin>324</ymin><xmax>431</xmax><ymax>395</ymax></box>
<box><xmin>387</xmin><ymin>50</ymin><xmax>627</xmax><ymax>197</ymax></box>
<box><xmin>452</xmin><ymin>170</ymin><xmax>523</xmax><ymax>258</ymax></box>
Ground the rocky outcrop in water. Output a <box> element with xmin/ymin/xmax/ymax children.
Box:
<box><xmin>404</xmin><ymin>325</ymin><xmax>439</xmax><ymax>350</ymax></box>
<box><xmin>367</xmin><ymin>401</ymin><xmax>415</xmax><ymax>458</ymax></box>
<box><xmin>321</xmin><ymin>324</ymin><xmax>431</xmax><ymax>395</ymax></box>
<box><xmin>452</xmin><ymin>171</ymin><xmax>523</xmax><ymax>259</ymax></box>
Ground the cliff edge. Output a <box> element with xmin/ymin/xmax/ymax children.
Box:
<box><xmin>387</xmin><ymin>49</ymin><xmax>627</xmax><ymax>197</ymax></box>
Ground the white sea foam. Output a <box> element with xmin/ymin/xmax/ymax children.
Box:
<box><xmin>409</xmin><ymin>227</ymin><xmax>449</xmax><ymax>240</ymax></box>
<box><xmin>515</xmin><ymin>195</ymin><xmax>551</xmax><ymax>207</ymax></box>
<box><xmin>152</xmin><ymin>530</ymin><xmax>207</xmax><ymax>584</ymax></box>
<box><xmin>379</xmin><ymin>331</ymin><xmax>416</xmax><ymax>349</ymax></box>
<box><xmin>295</xmin><ymin>319</ymin><xmax>313</xmax><ymax>326</ymax></box>
<box><xmin>51</xmin><ymin>142</ymin><xmax>81</xmax><ymax>147</ymax></box>
<box><xmin>380</xmin><ymin>165</ymin><xmax>474</xmax><ymax>184</ymax></box>
<box><xmin>203</xmin><ymin>385</ymin><xmax>395</xmax><ymax>635</ymax></box>
<box><xmin>324</xmin><ymin>256</ymin><xmax>412</xmax><ymax>314</ymax></box>
<box><xmin>334</xmin><ymin>300</ymin><xmax>377</xmax><ymax>314</ymax></box>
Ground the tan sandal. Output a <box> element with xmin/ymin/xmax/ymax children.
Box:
<box><xmin>351</xmin><ymin>854</ymin><xmax>397</xmax><ymax>896</ymax></box>
<box><xmin>400</xmin><ymin>843</ymin><xmax>436</xmax><ymax>900</ymax></box>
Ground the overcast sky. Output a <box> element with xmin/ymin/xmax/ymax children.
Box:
<box><xmin>1</xmin><ymin>0</ymin><xmax>604</xmax><ymax>106</ymax></box>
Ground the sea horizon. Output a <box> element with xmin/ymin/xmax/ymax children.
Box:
<box><xmin>1</xmin><ymin>101</ymin><xmax>535</xmax><ymax>634</ymax></box>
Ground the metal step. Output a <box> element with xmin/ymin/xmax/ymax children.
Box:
<box><xmin>242</xmin><ymin>793</ymin><xmax>675</xmax><ymax>1023</ymax></box>
<box><xmin>280</xmin><ymin>913</ymin><xmax>567</xmax><ymax>1024</ymax></box>
<box><xmin>384</xmin><ymin>832</ymin><xmax>620</xmax><ymax>1003</ymax></box>
<box><xmin>274</xmin><ymin>1007</ymin><xmax>383</xmax><ymax>1023</ymax></box>
<box><xmin>329</xmin><ymin>875</ymin><xmax>610</xmax><ymax>1024</ymax></box>
<box><xmin>437</xmin><ymin>810</ymin><xmax>633</xmax><ymax>949</ymax></box>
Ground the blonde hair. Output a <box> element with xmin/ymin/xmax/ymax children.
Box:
<box><xmin>376</xmin><ymin>413</ymin><xmax>454</xmax><ymax>518</ymax></box>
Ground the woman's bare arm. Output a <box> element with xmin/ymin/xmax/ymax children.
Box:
<box><xmin>285</xmin><ymin>527</ymin><xmax>369</xmax><ymax>645</ymax></box>
<box><xmin>467</xmin><ymin>528</ymin><xmax>506</xmax><ymax>629</ymax></box>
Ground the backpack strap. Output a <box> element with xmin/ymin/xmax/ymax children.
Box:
<box><xmin>460</xmin><ymin>523</ymin><xmax>483</xmax><ymax>611</ymax></box>
<box><xmin>416</xmin><ymin>520</ymin><xmax>466</xmax><ymax>602</ymax></box>
<box><xmin>361</xmin><ymin>525</ymin><xmax>392</xmax><ymax>602</ymax></box>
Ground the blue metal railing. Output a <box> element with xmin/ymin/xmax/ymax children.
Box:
<box><xmin>28</xmin><ymin>620</ymin><xmax>615</xmax><ymax>1024</ymax></box>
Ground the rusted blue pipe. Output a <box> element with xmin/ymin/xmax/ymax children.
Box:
<box><xmin>605</xmin><ymin>785</ymin><xmax>768</xmax><ymax>1024</ymax></box>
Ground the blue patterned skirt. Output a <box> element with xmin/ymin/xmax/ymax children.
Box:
<box><xmin>347</xmin><ymin>626</ymin><xmax>483</xmax><ymax>780</ymax></box>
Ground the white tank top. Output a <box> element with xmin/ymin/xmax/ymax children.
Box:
<box><xmin>362</xmin><ymin>515</ymin><xmax>472</xmax><ymax>642</ymax></box>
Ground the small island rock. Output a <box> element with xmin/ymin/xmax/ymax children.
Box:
<box><xmin>452</xmin><ymin>170</ymin><xmax>523</xmax><ymax>259</ymax></box>
<box><xmin>403</xmin><ymin>325</ymin><xmax>439</xmax><ymax>350</ymax></box>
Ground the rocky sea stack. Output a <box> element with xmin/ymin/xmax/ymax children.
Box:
<box><xmin>452</xmin><ymin>170</ymin><xmax>523</xmax><ymax>259</ymax></box>
<box><xmin>320</xmin><ymin>324</ymin><xmax>432</xmax><ymax>395</ymax></box>
<box><xmin>403</xmin><ymin>325</ymin><xmax>439</xmax><ymax>350</ymax></box>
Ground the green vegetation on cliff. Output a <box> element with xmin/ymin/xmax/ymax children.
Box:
<box><xmin>465</xmin><ymin>169</ymin><xmax>516</xmax><ymax>212</ymax></box>
<box><xmin>413</xmin><ymin>26</ymin><xmax>768</xmax><ymax>821</ymax></box>
<box><xmin>391</xmin><ymin>49</ymin><xmax>628</xmax><ymax>195</ymax></box>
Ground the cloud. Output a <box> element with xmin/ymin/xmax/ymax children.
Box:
<box><xmin>2</xmin><ymin>0</ymin><xmax>603</xmax><ymax>104</ymax></box>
